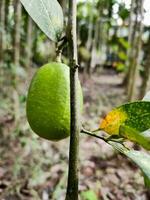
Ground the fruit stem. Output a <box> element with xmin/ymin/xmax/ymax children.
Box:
<box><xmin>65</xmin><ymin>0</ymin><xmax>80</xmax><ymax>200</ymax></box>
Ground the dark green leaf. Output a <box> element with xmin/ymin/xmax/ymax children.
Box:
<box><xmin>20</xmin><ymin>0</ymin><xmax>64</xmax><ymax>42</ymax></box>
<box><xmin>118</xmin><ymin>6</ymin><xmax>130</xmax><ymax>20</ymax></box>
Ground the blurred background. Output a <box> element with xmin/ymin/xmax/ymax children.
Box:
<box><xmin>0</xmin><ymin>0</ymin><xmax>150</xmax><ymax>199</ymax></box>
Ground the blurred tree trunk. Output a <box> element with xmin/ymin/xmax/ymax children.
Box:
<box><xmin>106</xmin><ymin>0</ymin><xmax>113</xmax><ymax>56</ymax></box>
<box><xmin>13</xmin><ymin>0</ymin><xmax>22</xmax><ymax>125</ymax></box>
<box><xmin>13</xmin><ymin>0</ymin><xmax>22</xmax><ymax>71</ymax></box>
<box><xmin>96</xmin><ymin>0</ymin><xmax>104</xmax><ymax>51</ymax></box>
<box><xmin>25</xmin><ymin>16</ymin><xmax>33</xmax><ymax>68</ymax></box>
<box><xmin>140</xmin><ymin>33</ymin><xmax>150</xmax><ymax>99</ymax></box>
<box><xmin>5</xmin><ymin>0</ymin><xmax>10</xmax><ymax>31</ymax></box>
<box><xmin>92</xmin><ymin>0</ymin><xmax>104</xmax><ymax>73</ymax></box>
<box><xmin>122</xmin><ymin>0</ymin><xmax>135</xmax><ymax>86</ymax></box>
<box><xmin>90</xmin><ymin>19</ymin><xmax>100</xmax><ymax>73</ymax></box>
<box><xmin>87</xmin><ymin>2</ymin><xmax>94</xmax><ymax>50</ymax></box>
<box><xmin>32</xmin><ymin>26</ymin><xmax>39</xmax><ymax>63</ymax></box>
<box><xmin>86</xmin><ymin>1</ymin><xmax>95</xmax><ymax>75</ymax></box>
<box><xmin>127</xmin><ymin>0</ymin><xmax>144</xmax><ymax>101</ymax></box>
<box><xmin>95</xmin><ymin>19</ymin><xmax>101</xmax><ymax>50</ymax></box>
<box><xmin>86</xmin><ymin>27</ymin><xmax>94</xmax><ymax>75</ymax></box>
<box><xmin>0</xmin><ymin>0</ymin><xmax>6</xmax><ymax>67</ymax></box>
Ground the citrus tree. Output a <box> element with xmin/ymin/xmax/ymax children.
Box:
<box><xmin>20</xmin><ymin>0</ymin><xmax>150</xmax><ymax>199</ymax></box>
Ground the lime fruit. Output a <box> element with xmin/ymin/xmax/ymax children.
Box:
<box><xmin>26</xmin><ymin>62</ymin><xmax>83</xmax><ymax>141</ymax></box>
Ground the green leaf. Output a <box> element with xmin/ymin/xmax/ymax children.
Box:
<box><xmin>118</xmin><ymin>51</ymin><xmax>127</xmax><ymax>61</ymax></box>
<box><xmin>118</xmin><ymin>6</ymin><xmax>130</xmax><ymax>20</ymax></box>
<box><xmin>144</xmin><ymin>174</ymin><xmax>150</xmax><ymax>188</ymax></box>
<box><xmin>80</xmin><ymin>190</ymin><xmax>98</xmax><ymax>200</ymax></box>
<box><xmin>100</xmin><ymin>101</ymin><xmax>150</xmax><ymax>150</ymax></box>
<box><xmin>120</xmin><ymin>126</ymin><xmax>150</xmax><ymax>150</ymax></box>
<box><xmin>143</xmin><ymin>91</ymin><xmax>150</xmax><ymax>101</ymax></box>
<box><xmin>20</xmin><ymin>0</ymin><xmax>63</xmax><ymax>42</ymax></box>
<box><xmin>109</xmin><ymin>141</ymin><xmax>150</xmax><ymax>187</ymax></box>
<box><xmin>100</xmin><ymin>101</ymin><xmax>150</xmax><ymax>136</ymax></box>
<box><xmin>116</xmin><ymin>62</ymin><xmax>125</xmax><ymax>71</ymax></box>
<box><xmin>118</xmin><ymin>38</ymin><xmax>130</xmax><ymax>49</ymax></box>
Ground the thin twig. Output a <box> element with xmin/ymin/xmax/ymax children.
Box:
<box><xmin>81</xmin><ymin>128</ymin><xmax>125</xmax><ymax>144</ymax></box>
<box><xmin>81</xmin><ymin>128</ymin><xmax>107</xmax><ymax>142</ymax></box>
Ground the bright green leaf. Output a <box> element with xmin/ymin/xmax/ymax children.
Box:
<box><xmin>81</xmin><ymin>190</ymin><xmax>98</xmax><ymax>200</ymax></box>
<box><xmin>116</xmin><ymin>62</ymin><xmax>125</xmax><ymax>72</ymax></box>
<box><xmin>109</xmin><ymin>141</ymin><xmax>150</xmax><ymax>186</ymax></box>
<box><xmin>118</xmin><ymin>51</ymin><xmax>127</xmax><ymax>61</ymax></box>
<box><xmin>20</xmin><ymin>0</ymin><xmax>64</xmax><ymax>42</ymax></box>
<box><xmin>118</xmin><ymin>38</ymin><xmax>130</xmax><ymax>49</ymax></box>
<box><xmin>144</xmin><ymin>174</ymin><xmax>150</xmax><ymax>188</ymax></box>
<box><xmin>120</xmin><ymin>126</ymin><xmax>150</xmax><ymax>150</ymax></box>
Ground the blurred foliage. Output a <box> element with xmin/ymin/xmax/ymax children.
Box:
<box><xmin>1</xmin><ymin>0</ymin><xmax>149</xmax><ymax>74</ymax></box>
<box><xmin>81</xmin><ymin>190</ymin><xmax>98</xmax><ymax>200</ymax></box>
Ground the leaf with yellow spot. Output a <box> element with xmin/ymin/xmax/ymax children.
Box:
<box><xmin>100</xmin><ymin>101</ymin><xmax>150</xmax><ymax>150</ymax></box>
<box><xmin>100</xmin><ymin>107</ymin><xmax>127</xmax><ymax>135</ymax></box>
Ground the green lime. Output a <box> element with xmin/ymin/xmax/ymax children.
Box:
<box><xmin>26</xmin><ymin>62</ymin><xmax>83</xmax><ymax>141</ymax></box>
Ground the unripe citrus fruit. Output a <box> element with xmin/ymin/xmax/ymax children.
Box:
<box><xmin>26</xmin><ymin>62</ymin><xmax>83</xmax><ymax>141</ymax></box>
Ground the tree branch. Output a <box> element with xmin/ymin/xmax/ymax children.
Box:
<box><xmin>65</xmin><ymin>0</ymin><xmax>80</xmax><ymax>200</ymax></box>
<box><xmin>81</xmin><ymin>128</ymin><xmax>125</xmax><ymax>144</ymax></box>
<box><xmin>81</xmin><ymin>128</ymin><xmax>107</xmax><ymax>142</ymax></box>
